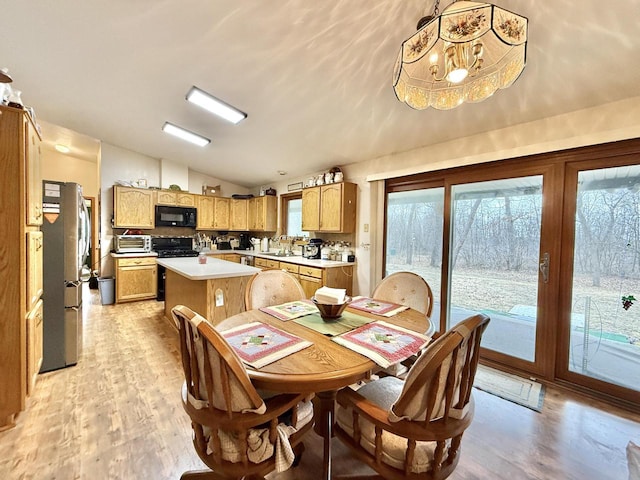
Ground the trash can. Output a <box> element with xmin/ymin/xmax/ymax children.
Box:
<box><xmin>98</xmin><ymin>277</ymin><xmax>115</xmax><ymax>305</ymax></box>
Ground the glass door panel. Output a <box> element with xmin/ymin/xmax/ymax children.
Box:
<box><xmin>449</xmin><ymin>176</ymin><xmax>543</xmax><ymax>362</ymax></box>
<box><xmin>567</xmin><ymin>165</ymin><xmax>640</xmax><ymax>391</ymax></box>
<box><xmin>385</xmin><ymin>188</ymin><xmax>444</xmax><ymax>327</ymax></box>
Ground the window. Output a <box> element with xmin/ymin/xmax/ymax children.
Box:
<box><xmin>281</xmin><ymin>193</ymin><xmax>304</xmax><ymax>237</ymax></box>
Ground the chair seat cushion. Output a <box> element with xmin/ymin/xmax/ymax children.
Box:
<box><xmin>213</xmin><ymin>398</ymin><xmax>313</xmax><ymax>469</ymax></box>
<box><xmin>336</xmin><ymin>377</ymin><xmax>447</xmax><ymax>474</ymax></box>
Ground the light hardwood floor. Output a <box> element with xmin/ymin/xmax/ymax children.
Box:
<box><xmin>1</xmin><ymin>285</ymin><xmax>639</xmax><ymax>479</ymax></box>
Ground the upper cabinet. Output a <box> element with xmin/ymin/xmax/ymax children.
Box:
<box><xmin>25</xmin><ymin>118</ymin><xmax>42</xmax><ymax>226</ymax></box>
<box><xmin>156</xmin><ymin>190</ymin><xmax>195</xmax><ymax>206</ymax></box>
<box><xmin>230</xmin><ymin>198</ymin><xmax>248</xmax><ymax>231</ymax></box>
<box><xmin>248</xmin><ymin>196</ymin><xmax>277</xmax><ymax>232</ymax></box>
<box><xmin>197</xmin><ymin>195</ymin><xmax>215</xmax><ymax>230</ymax></box>
<box><xmin>113</xmin><ymin>186</ymin><xmax>155</xmax><ymax>229</ymax></box>
<box><xmin>213</xmin><ymin>197</ymin><xmax>230</xmax><ymax>230</ymax></box>
<box><xmin>302</xmin><ymin>182</ymin><xmax>357</xmax><ymax>233</ymax></box>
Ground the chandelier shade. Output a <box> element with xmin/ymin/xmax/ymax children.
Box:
<box><xmin>393</xmin><ymin>1</ymin><xmax>528</xmax><ymax>110</ymax></box>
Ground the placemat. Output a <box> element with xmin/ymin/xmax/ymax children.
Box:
<box><xmin>332</xmin><ymin>321</ymin><xmax>430</xmax><ymax>368</ymax></box>
<box><xmin>348</xmin><ymin>296</ymin><xmax>409</xmax><ymax>317</ymax></box>
<box><xmin>293</xmin><ymin>310</ymin><xmax>374</xmax><ymax>336</ymax></box>
<box><xmin>222</xmin><ymin>321</ymin><xmax>312</xmax><ymax>368</ymax></box>
<box><xmin>260</xmin><ymin>299</ymin><xmax>318</xmax><ymax>321</ymax></box>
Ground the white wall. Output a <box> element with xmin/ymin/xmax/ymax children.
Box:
<box><xmin>100</xmin><ymin>143</ymin><xmax>161</xmax><ymax>276</ymax></box>
<box><xmin>160</xmin><ymin>159</ymin><xmax>189</xmax><ymax>190</ymax></box>
<box><xmin>41</xmin><ymin>149</ymin><xmax>99</xmax><ymax>199</ymax></box>
<box><xmin>188</xmin><ymin>169</ymin><xmax>250</xmax><ymax>197</ymax></box>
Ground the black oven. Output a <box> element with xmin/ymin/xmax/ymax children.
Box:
<box><xmin>155</xmin><ymin>205</ymin><xmax>197</xmax><ymax>227</ymax></box>
<box><xmin>152</xmin><ymin>236</ymin><xmax>199</xmax><ymax>301</ymax></box>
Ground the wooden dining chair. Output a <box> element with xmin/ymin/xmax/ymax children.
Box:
<box><xmin>372</xmin><ymin>271</ymin><xmax>434</xmax><ymax>319</ymax></box>
<box><xmin>244</xmin><ymin>269</ymin><xmax>306</xmax><ymax>310</ymax></box>
<box><xmin>334</xmin><ymin>313</ymin><xmax>490</xmax><ymax>480</ymax></box>
<box><xmin>373</xmin><ymin>271</ymin><xmax>435</xmax><ymax>374</ymax></box>
<box><xmin>171</xmin><ymin>305</ymin><xmax>314</xmax><ymax>480</ymax></box>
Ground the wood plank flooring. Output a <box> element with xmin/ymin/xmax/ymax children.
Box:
<box><xmin>1</xmin><ymin>285</ymin><xmax>639</xmax><ymax>479</ymax></box>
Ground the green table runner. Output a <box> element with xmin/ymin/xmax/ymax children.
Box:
<box><xmin>293</xmin><ymin>310</ymin><xmax>373</xmax><ymax>336</ymax></box>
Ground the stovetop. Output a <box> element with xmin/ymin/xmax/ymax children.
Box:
<box><xmin>155</xmin><ymin>249</ymin><xmax>199</xmax><ymax>258</ymax></box>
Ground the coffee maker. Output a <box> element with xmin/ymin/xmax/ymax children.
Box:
<box><xmin>303</xmin><ymin>238</ymin><xmax>323</xmax><ymax>259</ymax></box>
<box><xmin>238</xmin><ymin>233</ymin><xmax>251</xmax><ymax>250</ymax></box>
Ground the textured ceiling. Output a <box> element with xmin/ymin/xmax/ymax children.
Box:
<box><xmin>2</xmin><ymin>1</ymin><xmax>640</xmax><ymax>187</ymax></box>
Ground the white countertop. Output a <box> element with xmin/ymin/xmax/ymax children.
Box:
<box><xmin>204</xmin><ymin>249</ymin><xmax>355</xmax><ymax>268</ymax></box>
<box><xmin>157</xmin><ymin>256</ymin><xmax>260</xmax><ymax>281</ymax></box>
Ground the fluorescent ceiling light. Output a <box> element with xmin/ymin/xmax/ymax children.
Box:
<box><xmin>162</xmin><ymin>122</ymin><xmax>210</xmax><ymax>147</ymax></box>
<box><xmin>186</xmin><ymin>86</ymin><xmax>247</xmax><ymax>124</ymax></box>
<box><xmin>55</xmin><ymin>144</ymin><xmax>71</xmax><ymax>153</ymax></box>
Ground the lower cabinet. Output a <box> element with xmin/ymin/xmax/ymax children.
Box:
<box><xmin>281</xmin><ymin>262</ymin><xmax>353</xmax><ymax>297</ymax></box>
<box><xmin>115</xmin><ymin>257</ymin><xmax>157</xmax><ymax>303</ymax></box>
<box><xmin>27</xmin><ymin>299</ymin><xmax>43</xmax><ymax>395</ymax></box>
<box><xmin>255</xmin><ymin>257</ymin><xmax>280</xmax><ymax>270</ymax></box>
<box><xmin>222</xmin><ymin>253</ymin><xmax>242</xmax><ymax>263</ymax></box>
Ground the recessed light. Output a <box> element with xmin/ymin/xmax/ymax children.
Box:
<box><xmin>162</xmin><ymin>122</ymin><xmax>210</xmax><ymax>147</ymax></box>
<box><xmin>186</xmin><ymin>86</ymin><xmax>247</xmax><ymax>124</ymax></box>
<box><xmin>278</xmin><ymin>170</ymin><xmax>287</xmax><ymax>176</ymax></box>
<box><xmin>55</xmin><ymin>144</ymin><xmax>70</xmax><ymax>154</ymax></box>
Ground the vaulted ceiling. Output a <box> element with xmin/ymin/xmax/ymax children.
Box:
<box><xmin>3</xmin><ymin>1</ymin><xmax>640</xmax><ymax>187</ymax></box>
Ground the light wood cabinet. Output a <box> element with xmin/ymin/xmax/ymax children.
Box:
<box><xmin>302</xmin><ymin>182</ymin><xmax>357</xmax><ymax>233</ymax></box>
<box><xmin>297</xmin><ymin>263</ymin><xmax>353</xmax><ymax>297</ymax></box>
<box><xmin>248</xmin><ymin>196</ymin><xmax>277</xmax><ymax>232</ymax></box>
<box><xmin>223</xmin><ymin>253</ymin><xmax>242</xmax><ymax>263</ymax></box>
<box><xmin>26</xmin><ymin>119</ymin><xmax>42</xmax><ymax>226</ymax></box>
<box><xmin>230</xmin><ymin>199</ymin><xmax>248</xmax><ymax>231</ymax></box>
<box><xmin>26</xmin><ymin>231</ymin><xmax>43</xmax><ymax>312</ymax></box>
<box><xmin>113</xmin><ymin>186</ymin><xmax>155</xmax><ymax>229</ymax></box>
<box><xmin>26</xmin><ymin>299</ymin><xmax>43</xmax><ymax>395</ymax></box>
<box><xmin>156</xmin><ymin>190</ymin><xmax>196</xmax><ymax>206</ymax></box>
<box><xmin>197</xmin><ymin>195</ymin><xmax>215</xmax><ymax>230</ymax></box>
<box><xmin>255</xmin><ymin>257</ymin><xmax>280</xmax><ymax>270</ymax></box>
<box><xmin>301</xmin><ymin>187</ymin><xmax>321</xmax><ymax>231</ymax></box>
<box><xmin>213</xmin><ymin>197</ymin><xmax>230</xmax><ymax>230</ymax></box>
<box><xmin>0</xmin><ymin>105</ymin><xmax>43</xmax><ymax>429</ymax></box>
<box><xmin>114</xmin><ymin>257</ymin><xmax>157</xmax><ymax>303</ymax></box>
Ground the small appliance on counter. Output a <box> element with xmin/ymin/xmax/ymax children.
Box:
<box><xmin>115</xmin><ymin>234</ymin><xmax>152</xmax><ymax>253</ymax></box>
<box><xmin>238</xmin><ymin>233</ymin><xmax>251</xmax><ymax>250</ymax></box>
<box><xmin>303</xmin><ymin>238</ymin><xmax>323</xmax><ymax>259</ymax></box>
<box><xmin>216</xmin><ymin>235</ymin><xmax>232</xmax><ymax>250</ymax></box>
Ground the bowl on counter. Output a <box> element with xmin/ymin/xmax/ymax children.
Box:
<box><xmin>312</xmin><ymin>296</ymin><xmax>351</xmax><ymax>320</ymax></box>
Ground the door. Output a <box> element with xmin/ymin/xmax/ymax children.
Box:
<box><xmin>320</xmin><ymin>184</ymin><xmax>342</xmax><ymax>231</ymax></box>
<box><xmin>385</xmin><ymin>163</ymin><xmax>562</xmax><ymax>376</ymax></box>
<box><xmin>558</xmin><ymin>162</ymin><xmax>640</xmax><ymax>400</ymax></box>
<box><xmin>302</xmin><ymin>187</ymin><xmax>320</xmax><ymax>231</ymax></box>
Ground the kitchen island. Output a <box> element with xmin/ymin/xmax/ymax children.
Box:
<box><xmin>157</xmin><ymin>256</ymin><xmax>260</xmax><ymax>325</ymax></box>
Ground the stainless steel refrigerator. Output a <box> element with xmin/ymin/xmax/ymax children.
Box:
<box><xmin>41</xmin><ymin>181</ymin><xmax>90</xmax><ymax>372</ymax></box>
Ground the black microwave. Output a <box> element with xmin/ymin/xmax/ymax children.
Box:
<box><xmin>155</xmin><ymin>205</ymin><xmax>197</xmax><ymax>227</ymax></box>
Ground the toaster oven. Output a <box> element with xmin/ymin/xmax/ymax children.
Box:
<box><xmin>115</xmin><ymin>234</ymin><xmax>152</xmax><ymax>253</ymax></box>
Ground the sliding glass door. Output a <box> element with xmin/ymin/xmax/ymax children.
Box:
<box><xmin>559</xmin><ymin>162</ymin><xmax>640</xmax><ymax>398</ymax></box>
<box><xmin>448</xmin><ymin>176</ymin><xmax>544</xmax><ymax>363</ymax></box>
<box><xmin>384</xmin><ymin>141</ymin><xmax>640</xmax><ymax>404</ymax></box>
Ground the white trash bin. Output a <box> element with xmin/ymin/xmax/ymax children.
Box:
<box><xmin>98</xmin><ymin>277</ymin><xmax>115</xmax><ymax>305</ymax></box>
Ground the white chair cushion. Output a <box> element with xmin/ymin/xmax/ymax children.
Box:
<box><xmin>210</xmin><ymin>399</ymin><xmax>313</xmax><ymax>471</ymax></box>
<box><xmin>336</xmin><ymin>377</ymin><xmax>447</xmax><ymax>473</ymax></box>
<box><xmin>629</xmin><ymin>441</ymin><xmax>640</xmax><ymax>480</ymax></box>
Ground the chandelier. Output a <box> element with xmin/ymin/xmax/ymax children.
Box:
<box><xmin>393</xmin><ymin>0</ymin><xmax>528</xmax><ymax>110</ymax></box>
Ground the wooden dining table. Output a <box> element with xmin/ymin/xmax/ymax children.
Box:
<box><xmin>216</xmin><ymin>305</ymin><xmax>431</xmax><ymax>480</ymax></box>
